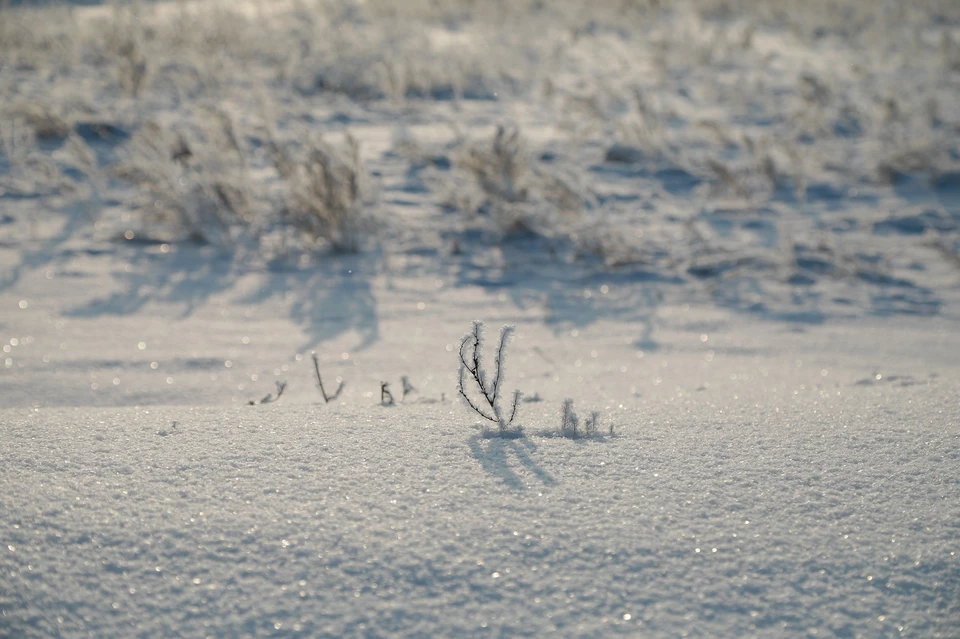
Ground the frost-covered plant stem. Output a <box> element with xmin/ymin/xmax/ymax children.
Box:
<box><xmin>561</xmin><ymin>399</ymin><xmax>602</xmax><ymax>438</ymax></box>
<box><xmin>561</xmin><ymin>398</ymin><xmax>579</xmax><ymax>438</ymax></box>
<box><xmin>585</xmin><ymin>411</ymin><xmax>600</xmax><ymax>437</ymax></box>
<box><xmin>457</xmin><ymin>321</ymin><xmax>522</xmax><ymax>434</ymax></box>
<box><xmin>381</xmin><ymin>382</ymin><xmax>394</xmax><ymax>406</ymax></box>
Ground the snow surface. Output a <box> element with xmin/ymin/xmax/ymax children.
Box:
<box><xmin>2</xmin><ymin>249</ymin><xmax>958</xmax><ymax>636</ymax></box>
<box><xmin>2</xmin><ymin>389</ymin><xmax>959</xmax><ymax>637</ymax></box>
<box><xmin>2</xmin><ymin>0</ymin><xmax>960</xmax><ymax>636</ymax></box>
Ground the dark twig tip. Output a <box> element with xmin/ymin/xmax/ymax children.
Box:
<box><xmin>381</xmin><ymin>382</ymin><xmax>394</xmax><ymax>406</ymax></box>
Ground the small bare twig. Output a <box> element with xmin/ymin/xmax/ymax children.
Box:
<box><xmin>401</xmin><ymin>376</ymin><xmax>416</xmax><ymax>399</ymax></box>
<box><xmin>381</xmin><ymin>382</ymin><xmax>394</xmax><ymax>406</ymax></box>
<box><xmin>249</xmin><ymin>381</ymin><xmax>287</xmax><ymax>405</ymax></box>
<box><xmin>312</xmin><ymin>352</ymin><xmax>344</xmax><ymax>403</ymax></box>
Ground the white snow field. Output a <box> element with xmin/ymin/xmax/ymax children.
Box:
<box><xmin>2</xmin><ymin>310</ymin><xmax>960</xmax><ymax>638</ymax></box>
<box><xmin>2</xmin><ymin>0</ymin><xmax>960</xmax><ymax>636</ymax></box>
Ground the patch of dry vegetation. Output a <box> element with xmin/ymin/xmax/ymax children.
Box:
<box><xmin>113</xmin><ymin>111</ymin><xmax>250</xmax><ymax>245</ymax></box>
<box><xmin>265</xmin><ymin>127</ymin><xmax>372</xmax><ymax>253</ymax></box>
<box><xmin>448</xmin><ymin>124</ymin><xmax>592</xmax><ymax>242</ymax></box>
<box><xmin>1</xmin><ymin>0</ymin><xmax>957</xmax><ymax>273</ymax></box>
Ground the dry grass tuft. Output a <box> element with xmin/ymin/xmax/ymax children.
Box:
<box><xmin>0</xmin><ymin>116</ymin><xmax>64</xmax><ymax>196</ymax></box>
<box><xmin>453</xmin><ymin>124</ymin><xmax>589</xmax><ymax>237</ymax></box>
<box><xmin>266</xmin><ymin>128</ymin><xmax>372</xmax><ymax>253</ymax></box>
<box><xmin>3</xmin><ymin>102</ymin><xmax>71</xmax><ymax>140</ymax></box>
<box><xmin>458</xmin><ymin>124</ymin><xmax>530</xmax><ymax>205</ymax></box>
<box><xmin>114</xmin><ymin>117</ymin><xmax>250</xmax><ymax>245</ymax></box>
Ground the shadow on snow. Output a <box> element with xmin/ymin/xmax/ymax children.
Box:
<box><xmin>467</xmin><ymin>433</ymin><xmax>557</xmax><ymax>491</ymax></box>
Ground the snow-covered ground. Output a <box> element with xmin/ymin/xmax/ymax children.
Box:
<box><xmin>1</xmin><ymin>0</ymin><xmax>959</xmax><ymax>636</ymax></box>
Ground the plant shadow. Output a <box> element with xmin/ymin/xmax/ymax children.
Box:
<box><xmin>467</xmin><ymin>432</ymin><xmax>557</xmax><ymax>491</ymax></box>
<box><xmin>442</xmin><ymin>224</ymin><xmax>944</xmax><ymax>334</ymax></box>
<box><xmin>445</xmin><ymin>230</ymin><xmax>673</xmax><ymax>350</ymax></box>
<box><xmin>0</xmin><ymin>202</ymin><xmax>99</xmax><ymax>295</ymax></box>
<box><xmin>238</xmin><ymin>253</ymin><xmax>380</xmax><ymax>352</ymax></box>
<box><xmin>63</xmin><ymin>243</ymin><xmax>380</xmax><ymax>353</ymax></box>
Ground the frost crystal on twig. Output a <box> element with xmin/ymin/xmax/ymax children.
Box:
<box><xmin>457</xmin><ymin>320</ymin><xmax>523</xmax><ymax>435</ymax></box>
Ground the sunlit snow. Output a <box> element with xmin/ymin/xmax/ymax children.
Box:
<box><xmin>2</xmin><ymin>0</ymin><xmax>959</xmax><ymax>636</ymax></box>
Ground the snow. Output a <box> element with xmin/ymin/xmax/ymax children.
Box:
<box><xmin>3</xmin><ymin>273</ymin><xmax>958</xmax><ymax>635</ymax></box>
<box><xmin>2</xmin><ymin>386</ymin><xmax>958</xmax><ymax>636</ymax></box>
<box><xmin>2</xmin><ymin>0</ymin><xmax>960</xmax><ymax>636</ymax></box>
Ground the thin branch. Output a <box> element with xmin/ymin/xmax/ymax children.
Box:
<box><xmin>470</xmin><ymin>321</ymin><xmax>494</xmax><ymax>405</ymax></box>
<box><xmin>312</xmin><ymin>352</ymin><xmax>344</xmax><ymax>403</ymax></box>
<box><xmin>492</xmin><ymin>325</ymin><xmax>513</xmax><ymax>398</ymax></box>
<box><xmin>461</xmin><ymin>326</ymin><xmax>496</xmax><ymax>411</ymax></box>
<box><xmin>458</xmin><ymin>358</ymin><xmax>496</xmax><ymax>422</ymax></box>
<box><xmin>381</xmin><ymin>382</ymin><xmax>394</xmax><ymax>406</ymax></box>
<box><xmin>401</xmin><ymin>376</ymin><xmax>415</xmax><ymax>399</ymax></box>
<box><xmin>249</xmin><ymin>381</ymin><xmax>287</xmax><ymax>405</ymax></box>
<box><xmin>507</xmin><ymin>389</ymin><xmax>522</xmax><ymax>425</ymax></box>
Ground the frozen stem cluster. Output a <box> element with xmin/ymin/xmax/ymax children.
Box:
<box><xmin>457</xmin><ymin>320</ymin><xmax>523</xmax><ymax>436</ymax></box>
<box><xmin>560</xmin><ymin>399</ymin><xmax>605</xmax><ymax>438</ymax></box>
